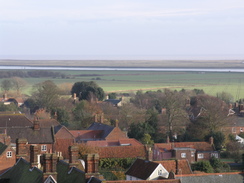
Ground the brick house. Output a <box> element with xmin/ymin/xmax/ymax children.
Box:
<box><xmin>0</xmin><ymin>114</ymin><xmax>75</xmax><ymax>160</ymax></box>
<box><xmin>0</xmin><ymin>143</ymin><xmax>97</xmax><ymax>183</ymax></box>
<box><xmin>70</xmin><ymin>121</ymin><xmax>148</xmax><ymax>159</ymax></box>
<box><xmin>0</xmin><ymin>94</ymin><xmax>24</xmax><ymax>107</ymax></box>
<box><xmin>70</xmin><ymin>120</ymin><xmax>127</xmax><ymax>142</ymax></box>
<box><xmin>0</xmin><ymin>134</ymin><xmax>16</xmax><ymax>174</ymax></box>
<box><xmin>0</xmin><ymin>137</ymin><xmax>104</xmax><ymax>183</ymax></box>
<box><xmin>155</xmin><ymin>160</ymin><xmax>193</xmax><ymax>175</ymax></box>
<box><xmin>153</xmin><ymin>138</ymin><xmax>218</xmax><ymax>162</ymax></box>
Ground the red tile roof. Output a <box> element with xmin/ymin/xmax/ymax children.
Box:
<box><xmin>154</xmin><ymin>141</ymin><xmax>214</xmax><ymax>152</ymax></box>
<box><xmin>156</xmin><ymin>160</ymin><xmax>192</xmax><ymax>175</ymax></box>
<box><xmin>96</xmin><ymin>145</ymin><xmax>147</xmax><ymax>158</ymax></box>
<box><xmin>86</xmin><ymin>138</ymin><xmax>143</xmax><ymax>147</ymax></box>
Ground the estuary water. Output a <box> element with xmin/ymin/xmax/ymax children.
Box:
<box><xmin>1</xmin><ymin>66</ymin><xmax>244</xmax><ymax>72</ymax></box>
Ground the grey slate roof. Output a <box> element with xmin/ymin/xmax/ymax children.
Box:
<box><xmin>0</xmin><ymin>158</ymin><xmax>43</xmax><ymax>183</ymax></box>
<box><xmin>87</xmin><ymin>122</ymin><xmax>114</xmax><ymax>139</ymax></box>
<box><xmin>104</xmin><ymin>99</ymin><xmax>121</xmax><ymax>106</ymax></box>
<box><xmin>0</xmin><ymin>143</ymin><xmax>7</xmax><ymax>155</ymax></box>
<box><xmin>0</xmin><ymin>158</ymin><xmax>86</xmax><ymax>183</ymax></box>
<box><xmin>0</xmin><ymin>114</ymin><xmax>33</xmax><ymax>128</ymax></box>
<box><xmin>6</xmin><ymin>127</ymin><xmax>54</xmax><ymax>144</ymax></box>
<box><xmin>56</xmin><ymin>161</ymin><xmax>85</xmax><ymax>183</ymax></box>
<box><xmin>125</xmin><ymin>159</ymin><xmax>159</xmax><ymax>180</ymax></box>
<box><xmin>54</xmin><ymin>125</ymin><xmax>63</xmax><ymax>134</ymax></box>
<box><xmin>179</xmin><ymin>173</ymin><xmax>244</xmax><ymax>183</ymax></box>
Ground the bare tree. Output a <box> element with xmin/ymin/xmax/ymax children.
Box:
<box><xmin>161</xmin><ymin>89</ymin><xmax>190</xmax><ymax>141</ymax></box>
<box><xmin>192</xmin><ymin>94</ymin><xmax>231</xmax><ymax>134</ymax></box>
<box><xmin>11</xmin><ymin>77</ymin><xmax>27</xmax><ymax>95</ymax></box>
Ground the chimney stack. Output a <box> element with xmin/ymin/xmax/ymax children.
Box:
<box><xmin>16</xmin><ymin>138</ymin><xmax>28</xmax><ymax>161</ymax></box>
<box><xmin>166</xmin><ymin>136</ymin><xmax>170</xmax><ymax>143</ymax></box>
<box><xmin>43</xmin><ymin>153</ymin><xmax>58</xmax><ymax>181</ymax></box>
<box><xmin>30</xmin><ymin>145</ymin><xmax>38</xmax><ymax>168</ymax></box>
<box><xmin>115</xmin><ymin>119</ymin><xmax>119</xmax><ymax>128</ymax></box>
<box><xmin>54</xmin><ymin>111</ymin><xmax>58</xmax><ymax>120</ymax></box>
<box><xmin>94</xmin><ymin>114</ymin><xmax>98</xmax><ymax>123</ymax></box>
<box><xmin>146</xmin><ymin>147</ymin><xmax>153</xmax><ymax>161</ymax></box>
<box><xmin>0</xmin><ymin>134</ymin><xmax>11</xmax><ymax>145</ymax></box>
<box><xmin>100</xmin><ymin>113</ymin><xmax>104</xmax><ymax>123</ymax></box>
<box><xmin>209</xmin><ymin>136</ymin><xmax>214</xmax><ymax>145</ymax></box>
<box><xmin>84</xmin><ymin>154</ymin><xmax>99</xmax><ymax>174</ymax></box>
<box><xmin>69</xmin><ymin>146</ymin><xmax>79</xmax><ymax>168</ymax></box>
<box><xmin>33</xmin><ymin>119</ymin><xmax>40</xmax><ymax>131</ymax></box>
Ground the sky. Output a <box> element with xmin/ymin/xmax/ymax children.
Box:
<box><xmin>0</xmin><ymin>0</ymin><xmax>244</xmax><ymax>60</ymax></box>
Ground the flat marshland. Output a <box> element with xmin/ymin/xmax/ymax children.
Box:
<box><xmin>0</xmin><ymin>59</ymin><xmax>244</xmax><ymax>68</ymax></box>
<box><xmin>0</xmin><ymin>59</ymin><xmax>244</xmax><ymax>101</ymax></box>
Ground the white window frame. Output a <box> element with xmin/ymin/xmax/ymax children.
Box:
<box><xmin>198</xmin><ymin>153</ymin><xmax>204</xmax><ymax>159</ymax></box>
<box><xmin>41</xmin><ymin>145</ymin><xmax>47</xmax><ymax>151</ymax></box>
<box><xmin>181</xmin><ymin>153</ymin><xmax>186</xmax><ymax>158</ymax></box>
<box><xmin>211</xmin><ymin>153</ymin><xmax>218</xmax><ymax>158</ymax></box>
<box><xmin>6</xmin><ymin>151</ymin><xmax>12</xmax><ymax>158</ymax></box>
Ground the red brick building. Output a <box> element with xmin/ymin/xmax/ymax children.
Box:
<box><xmin>153</xmin><ymin>138</ymin><xmax>218</xmax><ymax>163</ymax></box>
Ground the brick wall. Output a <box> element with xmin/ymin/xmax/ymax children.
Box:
<box><xmin>0</xmin><ymin>147</ymin><xmax>16</xmax><ymax>174</ymax></box>
<box><xmin>55</xmin><ymin>127</ymin><xmax>75</xmax><ymax>159</ymax></box>
<box><xmin>173</xmin><ymin>149</ymin><xmax>195</xmax><ymax>163</ymax></box>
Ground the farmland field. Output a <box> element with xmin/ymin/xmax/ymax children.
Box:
<box><xmin>1</xmin><ymin>69</ymin><xmax>244</xmax><ymax>102</ymax></box>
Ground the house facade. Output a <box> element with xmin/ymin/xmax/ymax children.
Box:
<box><xmin>153</xmin><ymin>138</ymin><xmax>218</xmax><ymax>162</ymax></box>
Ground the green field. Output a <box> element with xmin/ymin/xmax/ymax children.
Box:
<box><xmin>1</xmin><ymin>70</ymin><xmax>244</xmax><ymax>101</ymax></box>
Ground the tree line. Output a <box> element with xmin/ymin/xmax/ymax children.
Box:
<box><xmin>0</xmin><ymin>70</ymin><xmax>67</xmax><ymax>78</ymax></box>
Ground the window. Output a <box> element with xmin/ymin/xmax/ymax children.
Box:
<box><xmin>181</xmin><ymin>153</ymin><xmax>186</xmax><ymax>158</ymax></box>
<box><xmin>211</xmin><ymin>153</ymin><xmax>218</xmax><ymax>158</ymax></box>
<box><xmin>158</xmin><ymin>170</ymin><xmax>162</xmax><ymax>176</ymax></box>
<box><xmin>198</xmin><ymin>153</ymin><xmax>204</xmax><ymax>159</ymax></box>
<box><xmin>41</xmin><ymin>145</ymin><xmax>47</xmax><ymax>151</ymax></box>
<box><xmin>6</xmin><ymin>151</ymin><xmax>12</xmax><ymax>158</ymax></box>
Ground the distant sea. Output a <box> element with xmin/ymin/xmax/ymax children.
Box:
<box><xmin>1</xmin><ymin>66</ymin><xmax>244</xmax><ymax>73</ymax></box>
<box><xmin>1</xmin><ymin>54</ymin><xmax>244</xmax><ymax>60</ymax></box>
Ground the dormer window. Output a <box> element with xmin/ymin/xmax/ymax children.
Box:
<box><xmin>181</xmin><ymin>153</ymin><xmax>186</xmax><ymax>158</ymax></box>
<box><xmin>198</xmin><ymin>153</ymin><xmax>204</xmax><ymax>159</ymax></box>
<box><xmin>41</xmin><ymin>145</ymin><xmax>47</xmax><ymax>151</ymax></box>
<box><xmin>6</xmin><ymin>151</ymin><xmax>12</xmax><ymax>158</ymax></box>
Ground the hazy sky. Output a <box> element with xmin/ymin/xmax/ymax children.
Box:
<box><xmin>1</xmin><ymin>0</ymin><xmax>244</xmax><ymax>60</ymax></box>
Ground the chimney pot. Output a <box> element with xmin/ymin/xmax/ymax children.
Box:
<box><xmin>166</xmin><ymin>136</ymin><xmax>170</xmax><ymax>143</ymax></box>
<box><xmin>209</xmin><ymin>136</ymin><xmax>214</xmax><ymax>145</ymax></box>
<box><xmin>33</xmin><ymin>120</ymin><xmax>40</xmax><ymax>131</ymax></box>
